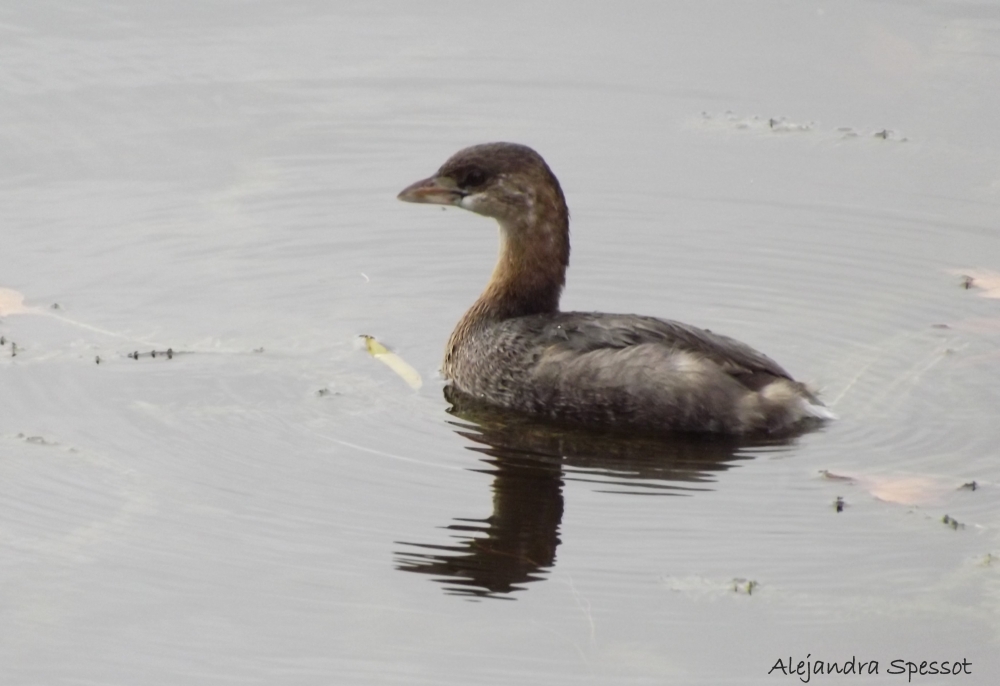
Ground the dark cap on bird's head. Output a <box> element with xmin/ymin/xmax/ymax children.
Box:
<box><xmin>397</xmin><ymin>142</ymin><xmax>567</xmax><ymax>224</ymax></box>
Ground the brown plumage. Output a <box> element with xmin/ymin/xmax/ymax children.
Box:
<box><xmin>398</xmin><ymin>142</ymin><xmax>832</xmax><ymax>435</ymax></box>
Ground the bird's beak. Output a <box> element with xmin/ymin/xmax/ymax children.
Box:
<box><xmin>397</xmin><ymin>176</ymin><xmax>464</xmax><ymax>206</ymax></box>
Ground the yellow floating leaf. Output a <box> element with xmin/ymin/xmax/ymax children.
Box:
<box><xmin>360</xmin><ymin>335</ymin><xmax>422</xmax><ymax>390</ymax></box>
<box><xmin>363</xmin><ymin>336</ymin><xmax>389</xmax><ymax>356</ymax></box>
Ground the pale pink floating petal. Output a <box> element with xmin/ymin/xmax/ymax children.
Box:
<box><xmin>948</xmin><ymin>268</ymin><xmax>1000</xmax><ymax>299</ymax></box>
<box><xmin>821</xmin><ymin>470</ymin><xmax>961</xmax><ymax>506</ymax></box>
<box><xmin>864</xmin><ymin>475</ymin><xmax>949</xmax><ymax>506</ymax></box>
<box><xmin>0</xmin><ymin>288</ymin><xmax>29</xmax><ymax>316</ymax></box>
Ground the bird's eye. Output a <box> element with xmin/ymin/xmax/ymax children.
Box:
<box><xmin>459</xmin><ymin>168</ymin><xmax>487</xmax><ymax>189</ymax></box>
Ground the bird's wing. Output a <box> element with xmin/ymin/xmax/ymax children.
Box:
<box><xmin>523</xmin><ymin>312</ymin><xmax>794</xmax><ymax>386</ymax></box>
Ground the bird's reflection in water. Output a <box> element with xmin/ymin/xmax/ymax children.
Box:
<box><xmin>395</xmin><ymin>389</ymin><xmax>802</xmax><ymax>599</ymax></box>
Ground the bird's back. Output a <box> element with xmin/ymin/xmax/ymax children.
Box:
<box><xmin>445</xmin><ymin>311</ymin><xmax>829</xmax><ymax>435</ymax></box>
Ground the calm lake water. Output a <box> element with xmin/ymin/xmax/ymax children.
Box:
<box><xmin>2</xmin><ymin>1</ymin><xmax>999</xmax><ymax>683</ymax></box>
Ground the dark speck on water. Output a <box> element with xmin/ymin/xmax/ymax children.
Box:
<box><xmin>942</xmin><ymin>515</ymin><xmax>965</xmax><ymax>530</ymax></box>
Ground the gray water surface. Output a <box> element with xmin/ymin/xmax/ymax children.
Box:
<box><xmin>2</xmin><ymin>2</ymin><xmax>999</xmax><ymax>684</ymax></box>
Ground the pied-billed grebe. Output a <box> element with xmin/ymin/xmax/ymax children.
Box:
<box><xmin>398</xmin><ymin>142</ymin><xmax>832</xmax><ymax>435</ymax></box>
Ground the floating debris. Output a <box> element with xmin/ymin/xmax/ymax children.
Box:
<box><xmin>696</xmin><ymin>113</ymin><xmax>907</xmax><ymax>142</ymax></box>
<box><xmin>820</xmin><ymin>469</ymin><xmax>855</xmax><ymax>483</ymax></box>
<box><xmin>0</xmin><ymin>288</ymin><xmax>29</xmax><ymax>316</ymax></box>
<box><xmin>767</xmin><ymin>116</ymin><xmax>813</xmax><ymax>132</ymax></box>
<box><xmin>127</xmin><ymin>348</ymin><xmax>176</xmax><ymax>360</ymax></box>
<box><xmin>819</xmin><ymin>469</ymin><xmax>964</xmax><ymax>506</ymax></box>
<box><xmin>868</xmin><ymin>128</ymin><xmax>908</xmax><ymax>141</ymax></box>
<box><xmin>942</xmin><ymin>514</ymin><xmax>965</xmax><ymax>530</ymax></box>
<box><xmin>1</xmin><ymin>285</ymin><xmax>151</xmax><ymax>339</ymax></box>
<box><xmin>360</xmin><ymin>335</ymin><xmax>422</xmax><ymax>390</ymax></box>
<box><xmin>17</xmin><ymin>433</ymin><xmax>57</xmax><ymax>446</ymax></box>
<box><xmin>949</xmin><ymin>268</ymin><xmax>1000</xmax><ymax>298</ymax></box>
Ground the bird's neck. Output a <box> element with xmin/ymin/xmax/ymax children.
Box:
<box><xmin>444</xmin><ymin>197</ymin><xmax>569</xmax><ymax>376</ymax></box>
<box><xmin>465</xmin><ymin>210</ymin><xmax>570</xmax><ymax>325</ymax></box>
